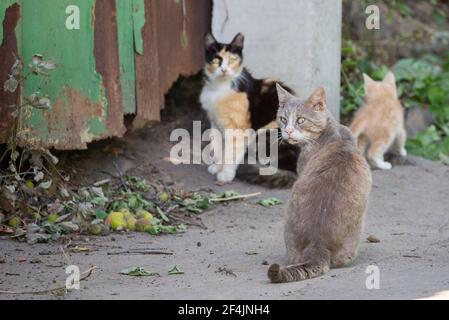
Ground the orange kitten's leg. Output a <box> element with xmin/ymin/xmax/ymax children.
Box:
<box><xmin>392</xmin><ymin>128</ymin><xmax>407</xmax><ymax>157</ymax></box>
<box><xmin>367</xmin><ymin>140</ymin><xmax>392</xmax><ymax>170</ymax></box>
<box><xmin>356</xmin><ymin>135</ymin><xmax>369</xmax><ymax>156</ymax></box>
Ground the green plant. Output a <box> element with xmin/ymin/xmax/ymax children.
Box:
<box><xmin>393</xmin><ymin>55</ymin><xmax>449</xmax><ymax>162</ymax></box>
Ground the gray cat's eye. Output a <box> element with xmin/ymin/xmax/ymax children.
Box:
<box><xmin>280</xmin><ymin>117</ymin><xmax>287</xmax><ymax>125</ymax></box>
<box><xmin>297</xmin><ymin>117</ymin><xmax>305</xmax><ymax>125</ymax></box>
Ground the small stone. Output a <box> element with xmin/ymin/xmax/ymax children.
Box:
<box><xmin>16</xmin><ymin>256</ymin><xmax>27</xmax><ymax>263</ymax></box>
<box><xmin>30</xmin><ymin>257</ymin><xmax>42</xmax><ymax>264</ymax></box>
<box><xmin>262</xmin><ymin>260</ymin><xmax>269</xmax><ymax>265</ymax></box>
<box><xmin>367</xmin><ymin>235</ymin><xmax>380</xmax><ymax>243</ymax></box>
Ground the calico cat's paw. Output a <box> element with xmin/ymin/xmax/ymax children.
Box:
<box><xmin>217</xmin><ymin>166</ymin><xmax>236</xmax><ymax>183</ymax></box>
<box><xmin>208</xmin><ymin>164</ymin><xmax>221</xmax><ymax>175</ymax></box>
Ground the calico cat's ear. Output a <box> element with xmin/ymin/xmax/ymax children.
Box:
<box><xmin>276</xmin><ymin>83</ymin><xmax>292</xmax><ymax>108</ymax></box>
<box><xmin>205</xmin><ymin>33</ymin><xmax>218</xmax><ymax>50</ymax></box>
<box><xmin>230</xmin><ymin>33</ymin><xmax>244</xmax><ymax>53</ymax></box>
<box><xmin>308</xmin><ymin>87</ymin><xmax>327</xmax><ymax>112</ymax></box>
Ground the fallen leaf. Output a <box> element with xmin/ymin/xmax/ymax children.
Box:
<box><xmin>58</xmin><ymin>222</ymin><xmax>79</xmax><ymax>233</ymax></box>
<box><xmin>39</xmin><ymin>180</ymin><xmax>52</xmax><ymax>189</ymax></box>
<box><xmin>69</xmin><ymin>246</ymin><xmax>90</xmax><ymax>253</ymax></box>
<box><xmin>27</xmin><ymin>233</ymin><xmax>51</xmax><ymax>244</ymax></box>
<box><xmin>168</xmin><ymin>265</ymin><xmax>184</xmax><ymax>275</ymax></box>
<box><xmin>119</xmin><ymin>266</ymin><xmax>157</xmax><ymax>277</ymax></box>
<box><xmin>156</xmin><ymin>206</ymin><xmax>170</xmax><ymax>222</ymax></box>
<box><xmin>258</xmin><ymin>197</ymin><xmax>282</xmax><ymax>207</ymax></box>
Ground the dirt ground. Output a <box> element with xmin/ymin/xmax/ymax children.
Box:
<box><xmin>1</xmin><ymin>109</ymin><xmax>449</xmax><ymax>300</ymax></box>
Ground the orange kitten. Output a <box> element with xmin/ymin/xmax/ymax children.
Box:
<box><xmin>350</xmin><ymin>72</ymin><xmax>407</xmax><ymax>170</ymax></box>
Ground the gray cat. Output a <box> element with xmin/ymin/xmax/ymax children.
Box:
<box><xmin>268</xmin><ymin>84</ymin><xmax>372</xmax><ymax>283</ymax></box>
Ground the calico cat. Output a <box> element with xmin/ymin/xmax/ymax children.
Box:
<box><xmin>267</xmin><ymin>85</ymin><xmax>372</xmax><ymax>283</ymax></box>
<box><xmin>200</xmin><ymin>32</ymin><xmax>299</xmax><ymax>186</ymax></box>
<box><xmin>350</xmin><ymin>72</ymin><xmax>407</xmax><ymax>170</ymax></box>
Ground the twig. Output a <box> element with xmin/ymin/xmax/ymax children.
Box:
<box><xmin>209</xmin><ymin>192</ymin><xmax>261</xmax><ymax>202</ymax></box>
<box><xmin>107</xmin><ymin>250</ymin><xmax>173</xmax><ymax>256</ymax></box>
<box><xmin>113</xmin><ymin>161</ymin><xmax>129</xmax><ymax>192</ymax></box>
<box><xmin>216</xmin><ymin>267</ymin><xmax>237</xmax><ymax>277</ymax></box>
<box><xmin>60</xmin><ymin>245</ymin><xmax>72</xmax><ymax>265</ymax></box>
<box><xmin>169</xmin><ymin>213</ymin><xmax>207</xmax><ymax>229</ymax></box>
<box><xmin>0</xmin><ymin>266</ymin><xmax>98</xmax><ymax>295</ymax></box>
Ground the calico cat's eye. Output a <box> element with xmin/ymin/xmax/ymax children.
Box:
<box><xmin>229</xmin><ymin>55</ymin><xmax>239</xmax><ymax>63</ymax></box>
<box><xmin>212</xmin><ymin>58</ymin><xmax>220</xmax><ymax>65</ymax></box>
<box><xmin>297</xmin><ymin>117</ymin><xmax>305</xmax><ymax>125</ymax></box>
<box><xmin>280</xmin><ymin>117</ymin><xmax>287</xmax><ymax>125</ymax></box>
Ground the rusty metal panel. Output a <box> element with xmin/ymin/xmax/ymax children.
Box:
<box><xmin>0</xmin><ymin>0</ymin><xmax>127</xmax><ymax>149</ymax></box>
<box><xmin>133</xmin><ymin>0</ymin><xmax>211</xmax><ymax>128</ymax></box>
<box><xmin>0</xmin><ymin>0</ymin><xmax>211</xmax><ymax>148</ymax></box>
<box><xmin>18</xmin><ymin>0</ymin><xmax>126</xmax><ymax>149</ymax></box>
<box><xmin>0</xmin><ymin>3</ymin><xmax>20</xmax><ymax>144</ymax></box>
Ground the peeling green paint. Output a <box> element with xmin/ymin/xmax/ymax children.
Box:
<box><xmin>1</xmin><ymin>0</ymin><xmax>150</xmax><ymax>149</ymax></box>
<box><xmin>132</xmin><ymin>0</ymin><xmax>145</xmax><ymax>55</ymax></box>
<box><xmin>116</xmin><ymin>0</ymin><xmax>136</xmax><ymax>114</ymax></box>
<box><xmin>19</xmin><ymin>0</ymin><xmax>107</xmax><ymax>145</ymax></box>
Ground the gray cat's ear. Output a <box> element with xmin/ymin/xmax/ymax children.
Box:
<box><xmin>205</xmin><ymin>33</ymin><xmax>218</xmax><ymax>49</ymax></box>
<box><xmin>308</xmin><ymin>87</ymin><xmax>327</xmax><ymax>112</ymax></box>
<box><xmin>230</xmin><ymin>33</ymin><xmax>244</xmax><ymax>52</ymax></box>
<box><xmin>276</xmin><ymin>83</ymin><xmax>292</xmax><ymax>108</ymax></box>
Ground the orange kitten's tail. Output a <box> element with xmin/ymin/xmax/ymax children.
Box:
<box><xmin>349</xmin><ymin>118</ymin><xmax>367</xmax><ymax>138</ymax></box>
<box><xmin>268</xmin><ymin>249</ymin><xmax>330</xmax><ymax>283</ymax></box>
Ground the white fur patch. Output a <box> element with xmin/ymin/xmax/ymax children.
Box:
<box><xmin>200</xmin><ymin>79</ymin><xmax>233</xmax><ymax>125</ymax></box>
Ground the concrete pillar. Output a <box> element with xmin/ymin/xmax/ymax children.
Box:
<box><xmin>211</xmin><ymin>0</ymin><xmax>342</xmax><ymax>120</ymax></box>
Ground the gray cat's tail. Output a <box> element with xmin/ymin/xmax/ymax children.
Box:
<box><xmin>267</xmin><ymin>249</ymin><xmax>330</xmax><ymax>283</ymax></box>
<box><xmin>236</xmin><ymin>164</ymin><xmax>297</xmax><ymax>189</ymax></box>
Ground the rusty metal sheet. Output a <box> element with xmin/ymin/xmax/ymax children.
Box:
<box><xmin>0</xmin><ymin>3</ymin><xmax>20</xmax><ymax>144</ymax></box>
<box><xmin>0</xmin><ymin>0</ymin><xmax>211</xmax><ymax>148</ymax></box>
<box><xmin>133</xmin><ymin>0</ymin><xmax>211</xmax><ymax>128</ymax></box>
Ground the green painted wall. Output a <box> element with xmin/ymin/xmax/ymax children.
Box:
<box><xmin>116</xmin><ymin>0</ymin><xmax>136</xmax><ymax>114</ymax></box>
<box><xmin>21</xmin><ymin>0</ymin><xmax>106</xmax><ymax>145</ymax></box>
<box><xmin>132</xmin><ymin>0</ymin><xmax>145</xmax><ymax>55</ymax></box>
<box><xmin>0</xmin><ymin>0</ymin><xmax>143</xmax><ymax>148</ymax></box>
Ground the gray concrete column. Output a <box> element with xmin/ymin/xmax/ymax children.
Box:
<box><xmin>212</xmin><ymin>0</ymin><xmax>342</xmax><ymax>120</ymax></box>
